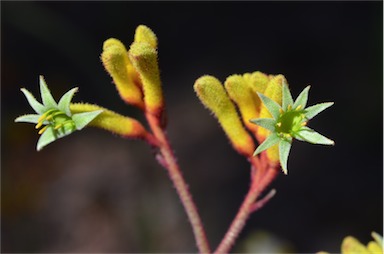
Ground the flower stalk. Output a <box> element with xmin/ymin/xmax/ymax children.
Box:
<box><xmin>146</xmin><ymin>112</ymin><xmax>211</xmax><ymax>253</ymax></box>
<box><xmin>16</xmin><ymin>24</ymin><xmax>336</xmax><ymax>254</ymax></box>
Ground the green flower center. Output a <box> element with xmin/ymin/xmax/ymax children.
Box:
<box><xmin>275</xmin><ymin>106</ymin><xmax>306</xmax><ymax>137</ymax></box>
<box><xmin>36</xmin><ymin>109</ymin><xmax>76</xmax><ymax>135</ymax></box>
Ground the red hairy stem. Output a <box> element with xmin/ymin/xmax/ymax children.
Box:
<box><xmin>145</xmin><ymin>112</ymin><xmax>211</xmax><ymax>254</ymax></box>
<box><xmin>214</xmin><ymin>163</ymin><xmax>279</xmax><ymax>254</ymax></box>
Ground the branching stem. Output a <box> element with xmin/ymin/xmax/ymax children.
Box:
<box><xmin>214</xmin><ymin>157</ymin><xmax>279</xmax><ymax>254</ymax></box>
<box><xmin>146</xmin><ymin>112</ymin><xmax>211</xmax><ymax>254</ymax></box>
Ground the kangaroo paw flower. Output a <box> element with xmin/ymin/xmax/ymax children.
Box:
<box><xmin>251</xmin><ymin>82</ymin><xmax>334</xmax><ymax>174</ymax></box>
<box><xmin>15</xmin><ymin>76</ymin><xmax>103</xmax><ymax>151</ymax></box>
<box><xmin>194</xmin><ymin>75</ymin><xmax>255</xmax><ymax>157</ymax></box>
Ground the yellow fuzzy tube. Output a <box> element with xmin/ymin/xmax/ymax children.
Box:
<box><xmin>101</xmin><ymin>38</ymin><xmax>144</xmax><ymax>108</ymax></box>
<box><xmin>243</xmin><ymin>71</ymin><xmax>270</xmax><ymax>95</ymax></box>
<box><xmin>341</xmin><ymin>236</ymin><xmax>370</xmax><ymax>254</ymax></box>
<box><xmin>257</xmin><ymin>74</ymin><xmax>286</xmax><ymax>163</ymax></box>
<box><xmin>224</xmin><ymin>75</ymin><xmax>259</xmax><ymax>135</ymax></box>
<box><xmin>367</xmin><ymin>241</ymin><xmax>382</xmax><ymax>254</ymax></box>
<box><xmin>129</xmin><ymin>42</ymin><xmax>164</xmax><ymax>116</ymax></box>
<box><xmin>194</xmin><ymin>75</ymin><xmax>255</xmax><ymax>157</ymax></box>
<box><xmin>70</xmin><ymin>103</ymin><xmax>148</xmax><ymax>139</ymax></box>
<box><xmin>134</xmin><ymin>25</ymin><xmax>158</xmax><ymax>49</ymax></box>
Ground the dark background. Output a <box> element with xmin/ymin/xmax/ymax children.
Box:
<box><xmin>2</xmin><ymin>1</ymin><xmax>382</xmax><ymax>253</ymax></box>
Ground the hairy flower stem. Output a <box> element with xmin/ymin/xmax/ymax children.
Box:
<box><xmin>214</xmin><ymin>158</ymin><xmax>279</xmax><ymax>254</ymax></box>
<box><xmin>146</xmin><ymin>112</ymin><xmax>211</xmax><ymax>254</ymax></box>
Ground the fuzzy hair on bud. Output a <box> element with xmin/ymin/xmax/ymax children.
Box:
<box><xmin>194</xmin><ymin>75</ymin><xmax>255</xmax><ymax>157</ymax></box>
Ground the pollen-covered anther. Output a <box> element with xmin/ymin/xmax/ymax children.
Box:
<box><xmin>284</xmin><ymin>133</ymin><xmax>291</xmax><ymax>139</ymax></box>
<box><xmin>301</xmin><ymin>121</ymin><xmax>307</xmax><ymax>126</ymax></box>
<box><xmin>287</xmin><ymin>105</ymin><xmax>292</xmax><ymax>110</ymax></box>
<box><xmin>35</xmin><ymin>121</ymin><xmax>44</xmax><ymax>129</ymax></box>
<box><xmin>296</xmin><ymin>105</ymin><xmax>302</xmax><ymax>110</ymax></box>
<box><xmin>276</xmin><ymin>122</ymin><xmax>282</xmax><ymax>127</ymax></box>
<box><xmin>36</xmin><ymin>111</ymin><xmax>53</xmax><ymax>129</ymax></box>
<box><xmin>38</xmin><ymin>125</ymin><xmax>49</xmax><ymax>135</ymax></box>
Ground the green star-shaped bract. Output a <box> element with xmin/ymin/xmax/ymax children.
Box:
<box><xmin>250</xmin><ymin>82</ymin><xmax>334</xmax><ymax>174</ymax></box>
<box><xmin>15</xmin><ymin>76</ymin><xmax>103</xmax><ymax>151</ymax></box>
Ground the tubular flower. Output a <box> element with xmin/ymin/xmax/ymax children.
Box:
<box><xmin>318</xmin><ymin>232</ymin><xmax>383</xmax><ymax>254</ymax></box>
<box><xmin>15</xmin><ymin>76</ymin><xmax>103</xmax><ymax>151</ymax></box>
<box><xmin>101</xmin><ymin>25</ymin><xmax>164</xmax><ymax>116</ymax></box>
<box><xmin>250</xmin><ymin>81</ymin><xmax>334</xmax><ymax>174</ymax></box>
<box><xmin>194</xmin><ymin>75</ymin><xmax>255</xmax><ymax>157</ymax></box>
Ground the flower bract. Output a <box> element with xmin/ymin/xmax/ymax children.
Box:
<box><xmin>15</xmin><ymin>76</ymin><xmax>103</xmax><ymax>151</ymax></box>
<box><xmin>250</xmin><ymin>81</ymin><xmax>334</xmax><ymax>174</ymax></box>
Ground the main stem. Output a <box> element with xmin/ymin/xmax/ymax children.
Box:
<box><xmin>214</xmin><ymin>163</ymin><xmax>279</xmax><ymax>254</ymax></box>
<box><xmin>146</xmin><ymin>113</ymin><xmax>211</xmax><ymax>253</ymax></box>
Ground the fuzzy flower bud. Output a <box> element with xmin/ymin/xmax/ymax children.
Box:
<box><xmin>101</xmin><ymin>38</ymin><xmax>144</xmax><ymax>108</ymax></box>
<box><xmin>194</xmin><ymin>75</ymin><xmax>255</xmax><ymax>157</ymax></box>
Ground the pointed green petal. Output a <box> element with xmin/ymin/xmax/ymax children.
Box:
<box><xmin>305</xmin><ymin>102</ymin><xmax>334</xmax><ymax>120</ymax></box>
<box><xmin>293</xmin><ymin>85</ymin><xmax>310</xmax><ymax>109</ymax></box>
<box><xmin>20</xmin><ymin>88</ymin><xmax>46</xmax><ymax>114</ymax></box>
<box><xmin>253</xmin><ymin>133</ymin><xmax>280</xmax><ymax>156</ymax></box>
<box><xmin>257</xmin><ymin>92</ymin><xmax>282</xmax><ymax>120</ymax></box>
<box><xmin>296</xmin><ymin>126</ymin><xmax>334</xmax><ymax>145</ymax></box>
<box><xmin>249</xmin><ymin>118</ymin><xmax>276</xmax><ymax>132</ymax></box>
<box><xmin>72</xmin><ymin>110</ymin><xmax>103</xmax><ymax>130</ymax></box>
<box><xmin>15</xmin><ymin>114</ymin><xmax>42</xmax><ymax>124</ymax></box>
<box><xmin>282</xmin><ymin>82</ymin><xmax>294</xmax><ymax>110</ymax></box>
<box><xmin>37</xmin><ymin>126</ymin><xmax>57</xmax><ymax>151</ymax></box>
<box><xmin>39</xmin><ymin>75</ymin><xmax>58</xmax><ymax>108</ymax></box>
<box><xmin>279</xmin><ymin>139</ymin><xmax>292</xmax><ymax>175</ymax></box>
<box><xmin>58</xmin><ymin>87</ymin><xmax>78</xmax><ymax>116</ymax></box>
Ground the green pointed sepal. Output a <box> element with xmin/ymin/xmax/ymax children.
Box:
<box><xmin>15</xmin><ymin>76</ymin><xmax>103</xmax><ymax>151</ymax></box>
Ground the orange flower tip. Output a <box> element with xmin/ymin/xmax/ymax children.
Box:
<box><xmin>236</xmin><ymin>145</ymin><xmax>254</xmax><ymax>158</ymax></box>
<box><xmin>301</xmin><ymin>121</ymin><xmax>307</xmax><ymax>126</ymax></box>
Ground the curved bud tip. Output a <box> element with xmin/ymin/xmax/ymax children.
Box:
<box><xmin>134</xmin><ymin>25</ymin><xmax>158</xmax><ymax>49</ymax></box>
<box><xmin>129</xmin><ymin>42</ymin><xmax>163</xmax><ymax>115</ymax></box>
<box><xmin>101</xmin><ymin>38</ymin><xmax>144</xmax><ymax>108</ymax></box>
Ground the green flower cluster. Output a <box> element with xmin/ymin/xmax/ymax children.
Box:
<box><xmin>251</xmin><ymin>82</ymin><xmax>334</xmax><ymax>174</ymax></box>
<box><xmin>15</xmin><ymin>76</ymin><xmax>102</xmax><ymax>151</ymax></box>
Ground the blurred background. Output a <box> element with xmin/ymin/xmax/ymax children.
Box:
<box><xmin>2</xmin><ymin>1</ymin><xmax>382</xmax><ymax>253</ymax></box>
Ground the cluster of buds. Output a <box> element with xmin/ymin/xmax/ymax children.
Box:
<box><xmin>194</xmin><ymin>72</ymin><xmax>334</xmax><ymax>174</ymax></box>
<box><xmin>101</xmin><ymin>25</ymin><xmax>163</xmax><ymax>117</ymax></box>
<box><xmin>16</xmin><ymin>25</ymin><xmax>165</xmax><ymax>150</ymax></box>
<box><xmin>194</xmin><ymin>73</ymin><xmax>286</xmax><ymax>162</ymax></box>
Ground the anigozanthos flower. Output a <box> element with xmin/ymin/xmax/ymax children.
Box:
<box><xmin>250</xmin><ymin>81</ymin><xmax>334</xmax><ymax>174</ymax></box>
<box><xmin>318</xmin><ymin>232</ymin><xmax>383</xmax><ymax>254</ymax></box>
<box><xmin>15</xmin><ymin>76</ymin><xmax>103</xmax><ymax>151</ymax></box>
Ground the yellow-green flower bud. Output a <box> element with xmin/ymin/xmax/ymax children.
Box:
<box><xmin>224</xmin><ymin>74</ymin><xmax>259</xmax><ymax>135</ymax></box>
<box><xmin>129</xmin><ymin>42</ymin><xmax>164</xmax><ymax>116</ymax></box>
<box><xmin>194</xmin><ymin>75</ymin><xmax>255</xmax><ymax>157</ymax></box>
<box><xmin>70</xmin><ymin>103</ymin><xmax>148</xmax><ymax>139</ymax></box>
<box><xmin>101</xmin><ymin>38</ymin><xmax>144</xmax><ymax>108</ymax></box>
<box><xmin>134</xmin><ymin>25</ymin><xmax>158</xmax><ymax>49</ymax></box>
